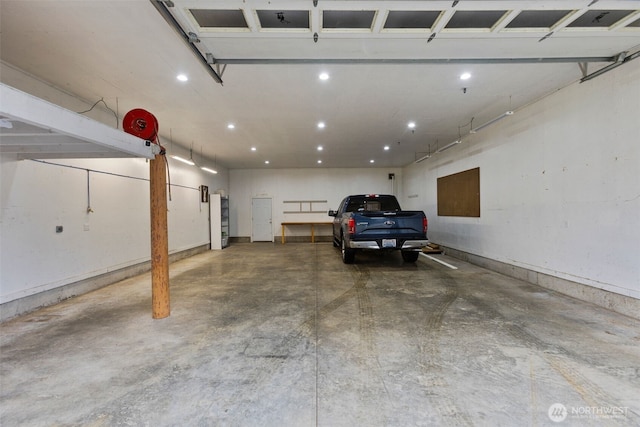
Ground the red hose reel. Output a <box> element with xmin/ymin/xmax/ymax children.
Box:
<box><xmin>123</xmin><ymin>108</ymin><xmax>164</xmax><ymax>152</ymax></box>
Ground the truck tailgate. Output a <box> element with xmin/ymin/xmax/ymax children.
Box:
<box><xmin>353</xmin><ymin>211</ymin><xmax>425</xmax><ymax>236</ymax></box>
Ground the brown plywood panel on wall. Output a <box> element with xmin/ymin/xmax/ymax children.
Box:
<box><xmin>437</xmin><ymin>167</ymin><xmax>480</xmax><ymax>217</ymax></box>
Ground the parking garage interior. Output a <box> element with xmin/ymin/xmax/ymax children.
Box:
<box><xmin>1</xmin><ymin>1</ymin><xmax>639</xmax><ymax>426</ymax></box>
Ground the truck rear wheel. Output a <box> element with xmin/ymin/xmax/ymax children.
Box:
<box><xmin>401</xmin><ymin>251</ymin><xmax>419</xmax><ymax>262</ymax></box>
<box><xmin>341</xmin><ymin>235</ymin><xmax>355</xmax><ymax>264</ymax></box>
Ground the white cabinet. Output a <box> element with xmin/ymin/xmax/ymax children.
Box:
<box><xmin>210</xmin><ymin>193</ymin><xmax>229</xmax><ymax>250</ymax></box>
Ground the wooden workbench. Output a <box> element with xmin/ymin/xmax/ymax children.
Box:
<box><xmin>281</xmin><ymin>221</ymin><xmax>333</xmax><ymax>244</ymax></box>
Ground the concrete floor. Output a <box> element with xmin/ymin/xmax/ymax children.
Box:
<box><xmin>1</xmin><ymin>243</ymin><xmax>639</xmax><ymax>426</ymax></box>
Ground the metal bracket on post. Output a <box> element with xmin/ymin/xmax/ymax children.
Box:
<box><xmin>578</xmin><ymin>62</ymin><xmax>588</xmax><ymax>78</ymax></box>
<box><xmin>216</xmin><ymin>64</ymin><xmax>227</xmax><ymax>78</ymax></box>
<box><xmin>206</xmin><ymin>53</ymin><xmax>227</xmax><ymax>78</ymax></box>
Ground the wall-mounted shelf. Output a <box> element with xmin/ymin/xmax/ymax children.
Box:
<box><xmin>283</xmin><ymin>199</ymin><xmax>327</xmax><ymax>214</ymax></box>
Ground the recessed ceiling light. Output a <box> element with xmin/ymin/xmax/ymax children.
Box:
<box><xmin>264</xmin><ymin>160</ymin><xmax>270</xmax><ymax>164</ymax></box>
<box><xmin>317</xmin><ymin>145</ymin><xmax>323</xmax><ymax>151</ymax></box>
<box><xmin>319</xmin><ymin>72</ymin><xmax>329</xmax><ymax>80</ymax></box>
<box><xmin>227</xmin><ymin>123</ymin><xmax>235</xmax><ymax>129</ymax></box>
<box><xmin>176</xmin><ymin>74</ymin><xmax>188</xmax><ymax>82</ymax></box>
<box><xmin>317</xmin><ymin>160</ymin><xmax>322</xmax><ymax>164</ymax></box>
<box><xmin>384</xmin><ymin>145</ymin><xmax>390</xmax><ymax>151</ymax></box>
<box><xmin>370</xmin><ymin>159</ymin><xmax>375</xmax><ymax>164</ymax></box>
<box><xmin>251</xmin><ymin>147</ymin><xmax>257</xmax><ymax>151</ymax></box>
<box><xmin>408</xmin><ymin>122</ymin><xmax>416</xmax><ymax>129</ymax></box>
<box><xmin>460</xmin><ymin>72</ymin><xmax>471</xmax><ymax>80</ymax></box>
<box><xmin>317</xmin><ymin>121</ymin><xmax>325</xmax><ymax>129</ymax></box>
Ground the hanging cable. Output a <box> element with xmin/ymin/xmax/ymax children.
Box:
<box><xmin>76</xmin><ymin>98</ymin><xmax>119</xmax><ymax>128</ymax></box>
<box><xmin>29</xmin><ymin>159</ymin><xmax>198</xmax><ymax>192</ymax></box>
<box><xmin>156</xmin><ymin>135</ymin><xmax>172</xmax><ymax>201</ymax></box>
<box><xmin>86</xmin><ymin>170</ymin><xmax>94</xmax><ymax>213</ymax></box>
<box><xmin>164</xmin><ymin>151</ymin><xmax>172</xmax><ymax>202</ymax></box>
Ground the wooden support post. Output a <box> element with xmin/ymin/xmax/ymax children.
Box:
<box><xmin>150</xmin><ymin>154</ymin><xmax>170</xmax><ymax>319</ymax></box>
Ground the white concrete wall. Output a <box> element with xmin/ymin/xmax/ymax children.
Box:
<box><xmin>229</xmin><ymin>168</ymin><xmax>402</xmax><ymax>239</ymax></box>
<box><xmin>402</xmin><ymin>61</ymin><xmax>640</xmax><ymax>299</ymax></box>
<box><xmin>0</xmin><ymin>64</ymin><xmax>229</xmax><ymax>304</ymax></box>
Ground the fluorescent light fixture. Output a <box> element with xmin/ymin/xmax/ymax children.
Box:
<box><xmin>201</xmin><ymin>167</ymin><xmax>218</xmax><ymax>174</ymax></box>
<box><xmin>384</xmin><ymin>145</ymin><xmax>390</xmax><ymax>151</ymax></box>
<box><xmin>319</xmin><ymin>72</ymin><xmax>329</xmax><ymax>80</ymax></box>
<box><xmin>369</xmin><ymin>159</ymin><xmax>375</xmax><ymax>164</ymax></box>
<box><xmin>436</xmin><ymin>140</ymin><xmax>461</xmax><ymax>153</ymax></box>
<box><xmin>251</xmin><ymin>147</ymin><xmax>257</xmax><ymax>151</ymax></box>
<box><xmin>470</xmin><ymin>111</ymin><xmax>514</xmax><ymax>134</ymax></box>
<box><xmin>317</xmin><ymin>160</ymin><xmax>322</xmax><ymax>164</ymax></box>
<box><xmin>171</xmin><ymin>155</ymin><xmax>195</xmax><ymax>166</ymax></box>
<box><xmin>176</xmin><ymin>74</ymin><xmax>188</xmax><ymax>82</ymax></box>
<box><xmin>317</xmin><ymin>145</ymin><xmax>323</xmax><ymax>151</ymax></box>
<box><xmin>460</xmin><ymin>72</ymin><xmax>471</xmax><ymax>80</ymax></box>
<box><xmin>264</xmin><ymin>160</ymin><xmax>270</xmax><ymax>164</ymax></box>
<box><xmin>317</xmin><ymin>121</ymin><xmax>325</xmax><ymax>129</ymax></box>
<box><xmin>414</xmin><ymin>153</ymin><xmax>431</xmax><ymax>163</ymax></box>
<box><xmin>408</xmin><ymin>121</ymin><xmax>416</xmax><ymax>129</ymax></box>
<box><xmin>227</xmin><ymin>123</ymin><xmax>235</xmax><ymax>129</ymax></box>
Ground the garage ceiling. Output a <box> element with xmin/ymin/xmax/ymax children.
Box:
<box><xmin>0</xmin><ymin>0</ymin><xmax>639</xmax><ymax>169</ymax></box>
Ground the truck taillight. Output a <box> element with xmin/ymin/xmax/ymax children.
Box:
<box><xmin>423</xmin><ymin>216</ymin><xmax>428</xmax><ymax>234</ymax></box>
<box><xmin>348</xmin><ymin>218</ymin><xmax>356</xmax><ymax>235</ymax></box>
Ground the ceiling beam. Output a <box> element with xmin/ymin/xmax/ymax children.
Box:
<box><xmin>0</xmin><ymin>83</ymin><xmax>159</xmax><ymax>160</ymax></box>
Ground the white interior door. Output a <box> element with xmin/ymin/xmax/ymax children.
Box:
<box><xmin>251</xmin><ymin>198</ymin><xmax>273</xmax><ymax>242</ymax></box>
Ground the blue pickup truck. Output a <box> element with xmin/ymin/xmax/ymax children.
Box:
<box><xmin>328</xmin><ymin>194</ymin><xmax>428</xmax><ymax>263</ymax></box>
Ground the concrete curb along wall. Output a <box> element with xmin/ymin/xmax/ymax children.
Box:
<box><xmin>0</xmin><ymin>244</ymin><xmax>209</xmax><ymax>322</ymax></box>
<box><xmin>442</xmin><ymin>246</ymin><xmax>640</xmax><ymax>321</ymax></box>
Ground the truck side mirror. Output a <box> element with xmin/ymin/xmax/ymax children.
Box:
<box><xmin>328</xmin><ymin>210</ymin><xmax>337</xmax><ymax>217</ymax></box>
